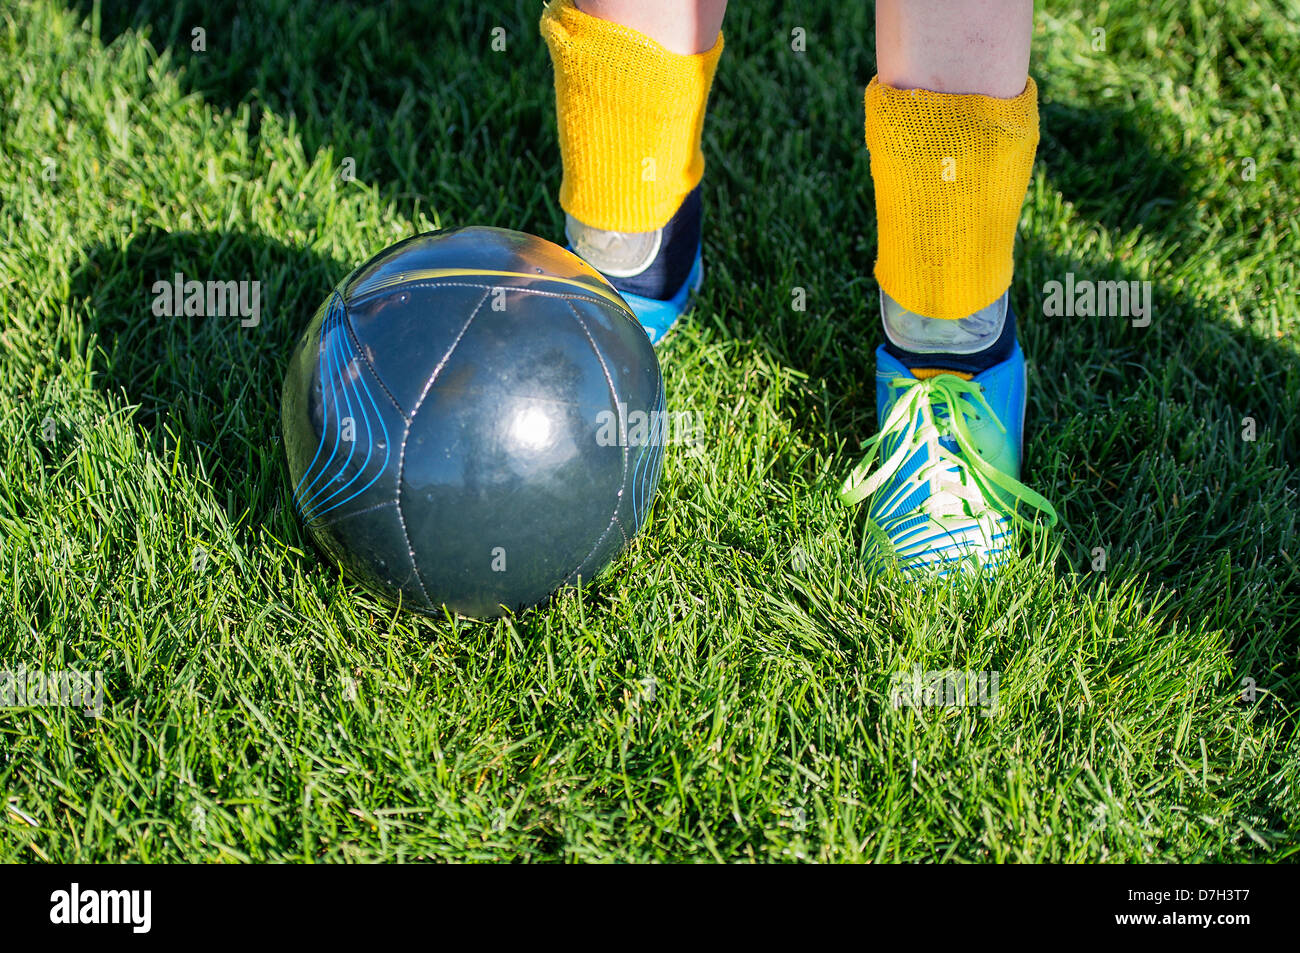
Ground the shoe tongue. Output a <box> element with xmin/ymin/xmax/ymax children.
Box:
<box><xmin>910</xmin><ymin>367</ymin><xmax>974</xmax><ymax>381</ymax></box>
<box><xmin>924</xmin><ymin>401</ymin><xmax>962</xmax><ymax>457</ymax></box>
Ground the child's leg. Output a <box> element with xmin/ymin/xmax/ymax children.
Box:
<box><xmin>841</xmin><ymin>0</ymin><xmax>1056</xmax><ymax>575</ymax></box>
<box><xmin>540</xmin><ymin>0</ymin><xmax>726</xmax><ymax>343</ymax></box>
<box><xmin>870</xmin><ymin>0</ymin><xmax>1035</xmax><ymax>358</ymax></box>
<box><xmin>575</xmin><ymin>0</ymin><xmax>726</xmax><ymax>56</ymax></box>
<box><xmin>877</xmin><ymin>0</ymin><xmax>1032</xmax><ymax>99</ymax></box>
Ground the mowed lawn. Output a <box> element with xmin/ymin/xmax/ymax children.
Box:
<box><xmin>0</xmin><ymin>0</ymin><xmax>1296</xmax><ymax>862</ymax></box>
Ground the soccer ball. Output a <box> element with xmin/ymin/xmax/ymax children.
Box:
<box><xmin>280</xmin><ymin>227</ymin><xmax>665</xmax><ymax>618</ymax></box>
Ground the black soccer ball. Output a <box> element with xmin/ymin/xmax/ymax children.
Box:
<box><xmin>281</xmin><ymin>227</ymin><xmax>665</xmax><ymax>618</ymax></box>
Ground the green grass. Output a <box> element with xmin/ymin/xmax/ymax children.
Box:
<box><xmin>1</xmin><ymin>0</ymin><xmax>1297</xmax><ymax>862</ymax></box>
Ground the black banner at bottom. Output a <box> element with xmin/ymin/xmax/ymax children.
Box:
<box><xmin>0</xmin><ymin>862</ymin><xmax>1285</xmax><ymax>942</ymax></box>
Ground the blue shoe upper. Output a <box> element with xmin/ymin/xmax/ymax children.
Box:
<box><xmin>875</xmin><ymin>340</ymin><xmax>1026</xmax><ymax>483</ymax></box>
<box><xmin>619</xmin><ymin>248</ymin><xmax>703</xmax><ymax>345</ymax></box>
<box><xmin>842</xmin><ymin>338</ymin><xmax>1055</xmax><ymax>575</ymax></box>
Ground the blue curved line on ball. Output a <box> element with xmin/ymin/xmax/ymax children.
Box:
<box><xmin>303</xmin><ymin>362</ymin><xmax>373</xmax><ymax>519</ymax></box>
<box><xmin>629</xmin><ymin>384</ymin><xmax>666</xmax><ymax>529</ymax></box>
<box><xmin>296</xmin><ymin>296</ymin><xmax>349</xmax><ymax>508</ymax></box>
<box><xmin>304</xmin><ymin>315</ymin><xmax>391</xmax><ymax>523</ymax></box>
<box><xmin>292</xmin><ymin>294</ymin><xmax>345</xmax><ymax>514</ymax></box>
<box><xmin>299</xmin><ymin>307</ymin><xmax>361</xmax><ymax>516</ymax></box>
<box><xmin>645</xmin><ymin>441</ymin><xmax>664</xmax><ymax>527</ymax></box>
<box><xmin>631</xmin><ymin>439</ymin><xmax>651</xmax><ymax>529</ymax></box>
<box><xmin>633</xmin><ymin>438</ymin><xmax>664</xmax><ymax>531</ymax></box>
<box><xmin>294</xmin><ymin>297</ymin><xmax>351</xmax><ymax>513</ymax></box>
<box><xmin>631</xmin><ymin>444</ymin><xmax>645</xmax><ymax>528</ymax></box>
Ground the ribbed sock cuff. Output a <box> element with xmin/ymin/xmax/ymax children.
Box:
<box><xmin>865</xmin><ymin>76</ymin><xmax>1038</xmax><ymax>320</ymax></box>
<box><xmin>541</xmin><ymin>0</ymin><xmax>723</xmax><ymax>232</ymax></box>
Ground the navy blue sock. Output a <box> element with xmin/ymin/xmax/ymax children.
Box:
<box><xmin>608</xmin><ymin>185</ymin><xmax>702</xmax><ymax>300</ymax></box>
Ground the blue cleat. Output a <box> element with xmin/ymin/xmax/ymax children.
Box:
<box><xmin>565</xmin><ymin>240</ymin><xmax>703</xmax><ymax>347</ymax></box>
<box><xmin>840</xmin><ymin>339</ymin><xmax>1057</xmax><ymax>576</ymax></box>
<box><xmin>565</xmin><ymin>186</ymin><xmax>705</xmax><ymax>347</ymax></box>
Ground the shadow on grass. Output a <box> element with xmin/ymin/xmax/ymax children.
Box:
<box><xmin>70</xmin><ymin>0</ymin><xmax>556</xmax><ymax>228</ymax></box>
<box><xmin>70</xmin><ymin>228</ymin><xmax>346</xmax><ymax>534</ymax></box>
<box><xmin>59</xmin><ymin>0</ymin><xmax>1298</xmax><ymax>855</ymax></box>
<box><xmin>72</xmin><ymin>1</ymin><xmax>1201</xmax><ymax>238</ymax></box>
<box><xmin>1037</xmin><ymin>89</ymin><xmax>1198</xmax><ymax>236</ymax></box>
<box><xmin>67</xmin><ymin>0</ymin><xmax>1297</xmax><ymax>614</ymax></box>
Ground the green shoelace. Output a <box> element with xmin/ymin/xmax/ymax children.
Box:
<box><xmin>840</xmin><ymin>373</ymin><xmax>1058</xmax><ymax>530</ymax></box>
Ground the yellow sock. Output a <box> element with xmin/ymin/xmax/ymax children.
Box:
<box><xmin>865</xmin><ymin>76</ymin><xmax>1039</xmax><ymax>321</ymax></box>
<box><xmin>540</xmin><ymin>0</ymin><xmax>723</xmax><ymax>233</ymax></box>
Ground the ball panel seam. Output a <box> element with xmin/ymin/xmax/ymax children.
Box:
<box><xmin>393</xmin><ymin>287</ymin><xmax>493</xmax><ymax>610</ymax></box>
<box><xmin>351</xmin><ymin>280</ymin><xmax>638</xmax><ymax>328</ymax></box>
<box><xmin>560</xmin><ymin>301</ymin><xmax>629</xmax><ymax>588</ymax></box>
<box><xmin>339</xmin><ymin>297</ymin><xmax>411</xmax><ymax>422</ymax></box>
